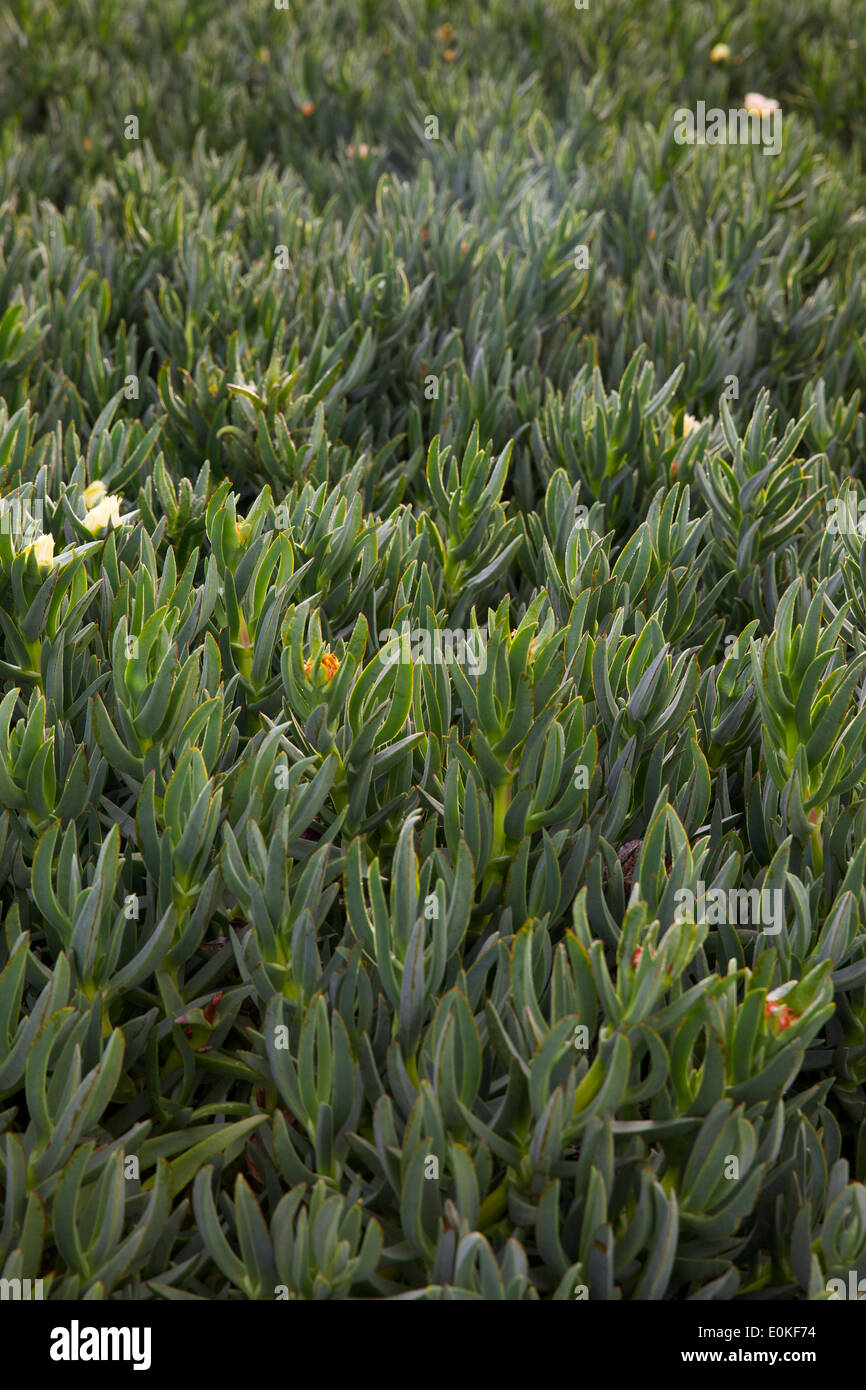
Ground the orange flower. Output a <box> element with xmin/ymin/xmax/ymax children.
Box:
<box><xmin>443</xmin><ymin>49</ymin><xmax>456</xmax><ymax>61</ymax></box>
<box><xmin>436</xmin><ymin>22</ymin><xmax>456</xmax><ymax>43</ymax></box>
<box><xmin>304</xmin><ymin>650</ymin><xmax>340</xmax><ymax>681</ymax></box>
<box><xmin>300</xmin><ymin>101</ymin><xmax>315</xmax><ymax>117</ymax></box>
<box><xmin>765</xmin><ymin>998</ymin><xmax>799</xmax><ymax>1029</ymax></box>
<box><xmin>203</xmin><ymin>992</ymin><xmax>224</xmax><ymax>1024</ymax></box>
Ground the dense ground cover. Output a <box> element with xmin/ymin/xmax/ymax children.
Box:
<box><xmin>2</xmin><ymin>0</ymin><xmax>866</xmax><ymax>1300</ymax></box>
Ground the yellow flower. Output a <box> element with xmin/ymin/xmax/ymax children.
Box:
<box><xmin>683</xmin><ymin>412</ymin><xmax>702</xmax><ymax>437</ymax></box>
<box><xmin>83</xmin><ymin>494</ymin><xmax>124</xmax><ymax>534</ymax></box>
<box><xmin>304</xmin><ymin>649</ymin><xmax>340</xmax><ymax>681</ymax></box>
<box><xmin>436</xmin><ymin>22</ymin><xmax>456</xmax><ymax>43</ymax></box>
<box><xmin>23</xmin><ymin>533</ymin><xmax>55</xmax><ymax>570</ymax></box>
<box><xmin>83</xmin><ymin>479</ymin><xmax>107</xmax><ymax>509</ymax></box>
<box><xmin>709</xmin><ymin>43</ymin><xmax>730</xmax><ymax>62</ymax></box>
<box><xmin>744</xmin><ymin>92</ymin><xmax>780</xmax><ymax>116</ymax></box>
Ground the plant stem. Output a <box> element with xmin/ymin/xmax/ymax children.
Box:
<box><xmin>810</xmin><ymin>815</ymin><xmax>824</xmax><ymax>875</ymax></box>
<box><xmin>481</xmin><ymin>763</ymin><xmax>514</xmax><ymax>900</ymax></box>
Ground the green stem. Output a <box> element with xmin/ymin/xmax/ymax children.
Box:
<box><xmin>481</xmin><ymin>766</ymin><xmax>513</xmax><ymax>900</ymax></box>
<box><xmin>332</xmin><ymin>755</ymin><xmax>349</xmax><ymax>813</ymax></box>
<box><xmin>810</xmin><ymin>815</ymin><xmax>823</xmax><ymax>875</ymax></box>
<box><xmin>23</xmin><ymin>637</ymin><xmax>42</xmax><ymax>676</ymax></box>
<box><xmin>493</xmin><ymin>777</ymin><xmax>511</xmax><ymax>849</ymax></box>
<box><xmin>404</xmin><ymin>1051</ymin><xmax>420</xmax><ymax>1088</ymax></box>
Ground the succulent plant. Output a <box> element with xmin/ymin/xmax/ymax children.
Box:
<box><xmin>1</xmin><ymin>0</ymin><xmax>866</xmax><ymax>1306</ymax></box>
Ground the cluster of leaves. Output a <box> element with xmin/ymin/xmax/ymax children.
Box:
<box><xmin>2</xmin><ymin>0</ymin><xmax>866</xmax><ymax>1300</ymax></box>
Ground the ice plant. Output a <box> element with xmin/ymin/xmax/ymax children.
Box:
<box><xmin>22</xmin><ymin>532</ymin><xmax>56</xmax><ymax>570</ymax></box>
<box><xmin>750</xmin><ymin>579</ymin><xmax>866</xmax><ymax>868</ymax></box>
<box><xmin>0</xmin><ymin>0</ymin><xmax>863</xmax><ymax>1311</ymax></box>
<box><xmin>82</xmin><ymin>479</ymin><xmax>108</xmax><ymax>509</ymax></box>
<box><xmin>765</xmin><ymin>998</ymin><xmax>799</xmax><ymax>1029</ymax></box>
<box><xmin>82</xmin><ymin>493</ymin><xmax>124</xmax><ymax>533</ymax></box>
<box><xmin>304</xmin><ymin>648</ymin><xmax>340</xmax><ymax>681</ymax></box>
